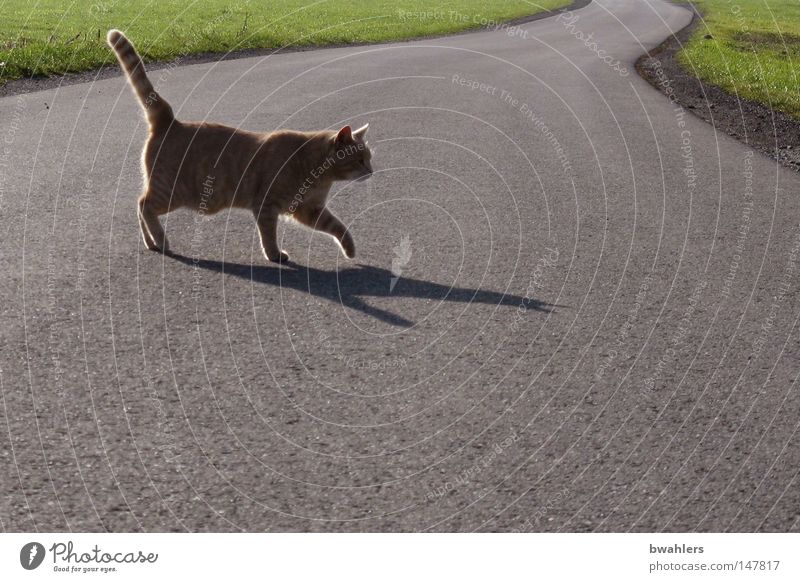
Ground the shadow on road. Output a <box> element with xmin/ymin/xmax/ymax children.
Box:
<box><xmin>166</xmin><ymin>252</ymin><xmax>558</xmax><ymax>327</ymax></box>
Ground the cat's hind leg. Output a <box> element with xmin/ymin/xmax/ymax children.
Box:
<box><xmin>138</xmin><ymin>191</ymin><xmax>170</xmax><ymax>253</ymax></box>
<box><xmin>254</xmin><ymin>206</ymin><xmax>289</xmax><ymax>263</ymax></box>
<box><xmin>295</xmin><ymin>205</ymin><xmax>355</xmax><ymax>259</ymax></box>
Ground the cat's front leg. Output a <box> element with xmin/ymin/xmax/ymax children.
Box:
<box><xmin>295</xmin><ymin>205</ymin><xmax>355</xmax><ymax>259</ymax></box>
<box><xmin>253</xmin><ymin>206</ymin><xmax>289</xmax><ymax>263</ymax></box>
<box><xmin>339</xmin><ymin>226</ymin><xmax>356</xmax><ymax>259</ymax></box>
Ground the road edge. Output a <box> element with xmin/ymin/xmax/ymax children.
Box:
<box><xmin>636</xmin><ymin>3</ymin><xmax>800</xmax><ymax>172</ymax></box>
<box><xmin>0</xmin><ymin>0</ymin><xmax>592</xmax><ymax>98</ymax></box>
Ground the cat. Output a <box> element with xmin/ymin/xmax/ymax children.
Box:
<box><xmin>106</xmin><ymin>29</ymin><xmax>372</xmax><ymax>262</ymax></box>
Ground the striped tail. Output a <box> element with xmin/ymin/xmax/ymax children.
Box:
<box><xmin>106</xmin><ymin>29</ymin><xmax>174</xmax><ymax>128</ymax></box>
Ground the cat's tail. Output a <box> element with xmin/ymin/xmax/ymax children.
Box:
<box><xmin>106</xmin><ymin>29</ymin><xmax>174</xmax><ymax>129</ymax></box>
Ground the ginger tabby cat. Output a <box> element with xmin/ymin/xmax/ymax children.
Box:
<box><xmin>107</xmin><ymin>29</ymin><xmax>372</xmax><ymax>262</ymax></box>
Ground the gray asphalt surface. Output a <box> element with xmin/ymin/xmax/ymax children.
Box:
<box><xmin>2</xmin><ymin>0</ymin><xmax>799</xmax><ymax>532</ymax></box>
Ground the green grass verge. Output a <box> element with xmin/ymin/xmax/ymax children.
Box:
<box><xmin>679</xmin><ymin>0</ymin><xmax>800</xmax><ymax>118</ymax></box>
<box><xmin>0</xmin><ymin>0</ymin><xmax>570</xmax><ymax>84</ymax></box>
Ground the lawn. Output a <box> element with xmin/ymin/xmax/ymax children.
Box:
<box><xmin>0</xmin><ymin>0</ymin><xmax>570</xmax><ymax>83</ymax></box>
<box><xmin>679</xmin><ymin>0</ymin><xmax>800</xmax><ymax>118</ymax></box>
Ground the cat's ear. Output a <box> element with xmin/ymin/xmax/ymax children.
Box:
<box><xmin>352</xmin><ymin>123</ymin><xmax>369</xmax><ymax>140</ymax></box>
<box><xmin>335</xmin><ymin>125</ymin><xmax>353</xmax><ymax>145</ymax></box>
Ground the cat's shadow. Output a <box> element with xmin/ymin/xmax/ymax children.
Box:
<box><xmin>166</xmin><ymin>252</ymin><xmax>559</xmax><ymax>327</ymax></box>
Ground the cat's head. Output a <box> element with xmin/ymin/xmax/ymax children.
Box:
<box><xmin>329</xmin><ymin>124</ymin><xmax>373</xmax><ymax>181</ymax></box>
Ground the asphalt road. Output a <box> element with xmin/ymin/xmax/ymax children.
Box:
<box><xmin>2</xmin><ymin>0</ymin><xmax>799</xmax><ymax>532</ymax></box>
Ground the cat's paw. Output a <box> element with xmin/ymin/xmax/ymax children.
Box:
<box><xmin>147</xmin><ymin>237</ymin><xmax>169</xmax><ymax>253</ymax></box>
<box><xmin>268</xmin><ymin>250</ymin><xmax>290</xmax><ymax>263</ymax></box>
<box><xmin>341</xmin><ymin>235</ymin><xmax>355</xmax><ymax>259</ymax></box>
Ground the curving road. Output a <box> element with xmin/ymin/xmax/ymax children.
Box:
<box><xmin>1</xmin><ymin>0</ymin><xmax>799</xmax><ymax>532</ymax></box>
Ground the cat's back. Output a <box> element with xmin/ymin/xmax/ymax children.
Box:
<box><xmin>148</xmin><ymin>123</ymin><xmax>323</xmax><ymax>165</ymax></box>
<box><xmin>145</xmin><ymin>120</ymin><xmax>264</xmax><ymax>176</ymax></box>
<box><xmin>156</xmin><ymin>120</ymin><xmax>262</xmax><ymax>152</ymax></box>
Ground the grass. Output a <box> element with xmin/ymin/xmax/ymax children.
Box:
<box><xmin>679</xmin><ymin>0</ymin><xmax>800</xmax><ymax>118</ymax></box>
<box><xmin>0</xmin><ymin>0</ymin><xmax>570</xmax><ymax>84</ymax></box>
